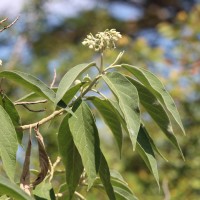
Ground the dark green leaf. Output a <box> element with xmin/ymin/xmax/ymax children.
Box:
<box><xmin>0</xmin><ymin>175</ymin><xmax>34</xmax><ymax>200</ymax></box>
<box><xmin>0</xmin><ymin>70</ymin><xmax>55</xmax><ymax>102</ymax></box>
<box><xmin>56</xmin><ymin>62</ymin><xmax>95</xmax><ymax>105</ymax></box>
<box><xmin>136</xmin><ymin>126</ymin><xmax>159</xmax><ymax>187</ymax></box>
<box><xmin>68</xmin><ymin>101</ymin><xmax>100</xmax><ymax>189</ymax></box>
<box><xmin>99</xmin><ymin>152</ymin><xmax>116</xmax><ymax>200</ymax></box>
<box><xmin>122</xmin><ymin>64</ymin><xmax>185</xmax><ymax>135</ymax></box>
<box><xmin>126</xmin><ymin>77</ymin><xmax>183</xmax><ymax>158</ymax></box>
<box><xmin>58</xmin><ymin>114</ymin><xmax>83</xmax><ymax>199</ymax></box>
<box><xmin>103</xmin><ymin>72</ymin><xmax>140</xmax><ymax>150</ymax></box>
<box><xmin>0</xmin><ymin>93</ymin><xmax>23</xmax><ymax>143</ymax></box>
<box><xmin>33</xmin><ymin>182</ymin><xmax>55</xmax><ymax>200</ymax></box>
<box><xmin>0</xmin><ymin>105</ymin><xmax>18</xmax><ymax>181</ymax></box>
<box><xmin>89</xmin><ymin>96</ymin><xmax>122</xmax><ymax>154</ymax></box>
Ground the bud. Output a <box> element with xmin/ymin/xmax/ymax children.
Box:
<box><xmin>74</xmin><ymin>80</ymin><xmax>81</xmax><ymax>85</ymax></box>
<box><xmin>82</xmin><ymin>29</ymin><xmax>122</xmax><ymax>52</ymax></box>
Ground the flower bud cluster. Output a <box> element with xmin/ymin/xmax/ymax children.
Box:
<box><xmin>82</xmin><ymin>29</ymin><xmax>122</xmax><ymax>52</ymax></box>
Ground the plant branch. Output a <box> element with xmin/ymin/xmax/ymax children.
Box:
<box><xmin>75</xmin><ymin>192</ymin><xmax>86</xmax><ymax>200</ymax></box>
<box><xmin>91</xmin><ymin>89</ymin><xmax>107</xmax><ymax>99</ymax></box>
<box><xmin>50</xmin><ymin>68</ymin><xmax>56</xmax><ymax>88</ymax></box>
<box><xmin>104</xmin><ymin>64</ymin><xmax>121</xmax><ymax>72</ymax></box>
<box><xmin>17</xmin><ymin>75</ymin><xmax>101</xmax><ymax>131</ymax></box>
<box><xmin>100</xmin><ymin>52</ymin><xmax>104</xmax><ymax>72</ymax></box>
<box><xmin>110</xmin><ymin>51</ymin><xmax>124</xmax><ymax>66</ymax></box>
<box><xmin>21</xmin><ymin>105</ymin><xmax>46</xmax><ymax>113</ymax></box>
<box><xmin>0</xmin><ymin>16</ymin><xmax>19</xmax><ymax>32</ymax></box>
<box><xmin>14</xmin><ymin>100</ymin><xmax>48</xmax><ymax>105</ymax></box>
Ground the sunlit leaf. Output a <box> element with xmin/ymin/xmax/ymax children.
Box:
<box><xmin>58</xmin><ymin>114</ymin><xmax>83</xmax><ymax>199</ymax></box>
<box><xmin>56</xmin><ymin>62</ymin><xmax>96</xmax><ymax>105</ymax></box>
<box><xmin>0</xmin><ymin>175</ymin><xmax>34</xmax><ymax>200</ymax></box>
<box><xmin>69</xmin><ymin>101</ymin><xmax>100</xmax><ymax>189</ymax></box>
<box><xmin>126</xmin><ymin>77</ymin><xmax>183</xmax><ymax>158</ymax></box>
<box><xmin>122</xmin><ymin>64</ymin><xmax>185</xmax><ymax>135</ymax></box>
<box><xmin>0</xmin><ymin>105</ymin><xmax>18</xmax><ymax>181</ymax></box>
<box><xmin>0</xmin><ymin>70</ymin><xmax>56</xmax><ymax>102</ymax></box>
<box><xmin>89</xmin><ymin>96</ymin><xmax>122</xmax><ymax>154</ymax></box>
<box><xmin>103</xmin><ymin>72</ymin><xmax>140</xmax><ymax>150</ymax></box>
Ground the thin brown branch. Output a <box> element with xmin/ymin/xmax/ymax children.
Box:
<box><xmin>0</xmin><ymin>16</ymin><xmax>19</xmax><ymax>32</ymax></box>
<box><xmin>17</xmin><ymin>74</ymin><xmax>101</xmax><ymax>131</ymax></box>
<box><xmin>14</xmin><ymin>99</ymin><xmax>48</xmax><ymax>105</ymax></box>
<box><xmin>0</xmin><ymin>18</ymin><xmax>8</xmax><ymax>24</ymax></box>
<box><xmin>18</xmin><ymin>108</ymin><xmax>64</xmax><ymax>131</ymax></box>
<box><xmin>22</xmin><ymin>104</ymin><xmax>46</xmax><ymax>113</ymax></box>
<box><xmin>50</xmin><ymin>68</ymin><xmax>57</xmax><ymax>88</ymax></box>
<box><xmin>162</xmin><ymin>179</ymin><xmax>171</xmax><ymax>200</ymax></box>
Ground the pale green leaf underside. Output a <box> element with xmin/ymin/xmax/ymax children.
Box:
<box><xmin>56</xmin><ymin>62</ymin><xmax>95</xmax><ymax>105</ymax></box>
<box><xmin>0</xmin><ymin>70</ymin><xmax>55</xmax><ymax>102</ymax></box>
<box><xmin>127</xmin><ymin>77</ymin><xmax>184</xmax><ymax>158</ymax></box>
<box><xmin>69</xmin><ymin>101</ymin><xmax>100</xmax><ymax>189</ymax></box>
<box><xmin>0</xmin><ymin>176</ymin><xmax>34</xmax><ymax>200</ymax></box>
<box><xmin>0</xmin><ymin>106</ymin><xmax>18</xmax><ymax>181</ymax></box>
<box><xmin>58</xmin><ymin>114</ymin><xmax>83</xmax><ymax>199</ymax></box>
<box><xmin>89</xmin><ymin>96</ymin><xmax>122</xmax><ymax>154</ymax></box>
<box><xmin>103</xmin><ymin>72</ymin><xmax>140</xmax><ymax>150</ymax></box>
<box><xmin>122</xmin><ymin>64</ymin><xmax>185</xmax><ymax>135</ymax></box>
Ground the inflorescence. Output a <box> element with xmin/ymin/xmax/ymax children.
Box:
<box><xmin>82</xmin><ymin>29</ymin><xmax>122</xmax><ymax>52</ymax></box>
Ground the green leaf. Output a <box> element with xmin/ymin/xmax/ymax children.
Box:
<box><xmin>0</xmin><ymin>93</ymin><xmax>23</xmax><ymax>143</ymax></box>
<box><xmin>58</xmin><ymin>114</ymin><xmax>83</xmax><ymax>199</ymax></box>
<box><xmin>0</xmin><ymin>105</ymin><xmax>18</xmax><ymax>181</ymax></box>
<box><xmin>56</xmin><ymin>62</ymin><xmax>95</xmax><ymax>105</ymax></box>
<box><xmin>103</xmin><ymin>72</ymin><xmax>140</xmax><ymax>150</ymax></box>
<box><xmin>99</xmin><ymin>152</ymin><xmax>116</xmax><ymax>200</ymax></box>
<box><xmin>0</xmin><ymin>70</ymin><xmax>56</xmax><ymax>102</ymax></box>
<box><xmin>136</xmin><ymin>125</ymin><xmax>159</xmax><ymax>188</ymax></box>
<box><xmin>89</xmin><ymin>96</ymin><xmax>122</xmax><ymax>154</ymax></box>
<box><xmin>68</xmin><ymin>101</ymin><xmax>100</xmax><ymax>189</ymax></box>
<box><xmin>33</xmin><ymin>182</ymin><xmax>56</xmax><ymax>200</ymax></box>
<box><xmin>0</xmin><ymin>175</ymin><xmax>34</xmax><ymax>200</ymax></box>
<box><xmin>122</xmin><ymin>64</ymin><xmax>185</xmax><ymax>135</ymax></box>
<box><xmin>126</xmin><ymin>77</ymin><xmax>183</xmax><ymax>158</ymax></box>
<box><xmin>113</xmin><ymin>187</ymin><xmax>138</xmax><ymax>200</ymax></box>
<box><xmin>57</xmin><ymin>82</ymin><xmax>86</xmax><ymax>109</ymax></box>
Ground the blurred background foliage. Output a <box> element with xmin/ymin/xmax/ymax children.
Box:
<box><xmin>0</xmin><ymin>0</ymin><xmax>200</xmax><ymax>199</ymax></box>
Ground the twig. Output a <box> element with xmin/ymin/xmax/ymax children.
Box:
<box><xmin>0</xmin><ymin>16</ymin><xmax>19</xmax><ymax>32</ymax></box>
<box><xmin>162</xmin><ymin>179</ymin><xmax>171</xmax><ymax>200</ymax></box>
<box><xmin>75</xmin><ymin>191</ymin><xmax>86</xmax><ymax>200</ymax></box>
<box><xmin>50</xmin><ymin>68</ymin><xmax>56</xmax><ymax>88</ymax></box>
<box><xmin>14</xmin><ymin>100</ymin><xmax>48</xmax><ymax>105</ymax></box>
<box><xmin>0</xmin><ymin>18</ymin><xmax>8</xmax><ymax>24</ymax></box>
<box><xmin>21</xmin><ymin>104</ymin><xmax>46</xmax><ymax>113</ymax></box>
<box><xmin>18</xmin><ymin>108</ymin><xmax>64</xmax><ymax>131</ymax></box>
<box><xmin>17</xmin><ymin>74</ymin><xmax>101</xmax><ymax>131</ymax></box>
<box><xmin>49</xmin><ymin>156</ymin><xmax>61</xmax><ymax>182</ymax></box>
<box><xmin>100</xmin><ymin>52</ymin><xmax>104</xmax><ymax>72</ymax></box>
<box><xmin>91</xmin><ymin>89</ymin><xmax>107</xmax><ymax>99</ymax></box>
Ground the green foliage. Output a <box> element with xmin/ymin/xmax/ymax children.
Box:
<box><xmin>0</xmin><ymin>29</ymin><xmax>185</xmax><ymax>200</ymax></box>
<box><xmin>0</xmin><ymin>106</ymin><xmax>18</xmax><ymax>181</ymax></box>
